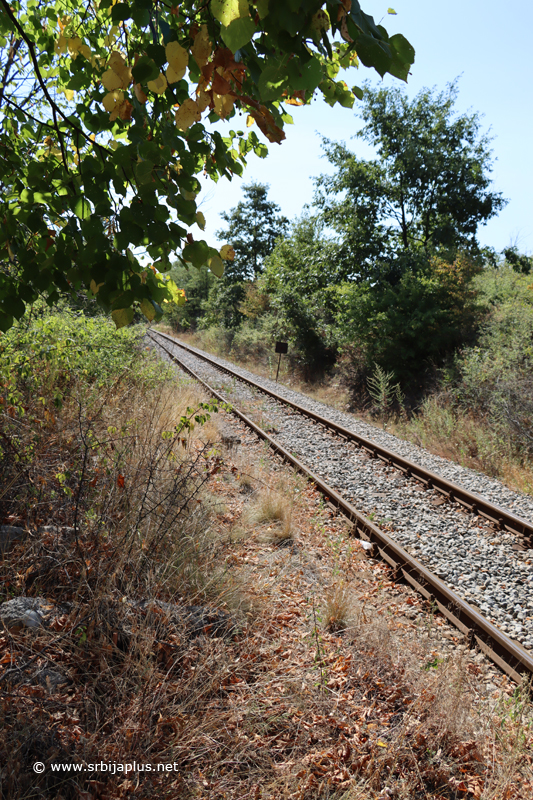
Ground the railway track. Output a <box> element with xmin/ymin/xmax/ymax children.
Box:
<box><xmin>148</xmin><ymin>327</ymin><xmax>533</xmax><ymax>684</ymax></box>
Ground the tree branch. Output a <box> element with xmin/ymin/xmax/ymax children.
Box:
<box><xmin>0</xmin><ymin>0</ymin><xmax>107</xmax><ymax>155</ymax></box>
<box><xmin>0</xmin><ymin>33</ymin><xmax>23</xmax><ymax>111</ymax></box>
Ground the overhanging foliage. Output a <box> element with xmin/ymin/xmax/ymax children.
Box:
<box><xmin>0</xmin><ymin>0</ymin><xmax>414</xmax><ymax>329</ymax></box>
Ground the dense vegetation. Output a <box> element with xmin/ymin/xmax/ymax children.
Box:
<box><xmin>165</xmin><ymin>84</ymin><xmax>533</xmax><ymax>487</ymax></box>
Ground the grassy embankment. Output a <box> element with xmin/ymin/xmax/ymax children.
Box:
<box><xmin>1</xmin><ymin>309</ymin><xmax>531</xmax><ymax>799</ymax></box>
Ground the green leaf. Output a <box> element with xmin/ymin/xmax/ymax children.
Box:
<box><xmin>111</xmin><ymin>3</ymin><xmax>132</xmax><ymax>21</ymax></box>
<box><xmin>132</xmin><ymin>56</ymin><xmax>160</xmax><ymax>83</ymax></box>
<box><xmin>211</xmin><ymin>0</ymin><xmax>255</xmax><ymax>51</ymax></box>
<box><xmin>354</xmin><ymin>33</ymin><xmax>392</xmax><ymax>78</ymax></box>
<box><xmin>131</xmin><ymin>7</ymin><xmax>150</xmax><ymax>27</ymax></box>
<box><xmin>286</xmin><ymin>56</ymin><xmax>323</xmax><ymax>92</ymax></box>
<box><xmin>111</xmin><ymin>307</ymin><xmax>134</xmax><ymax>328</ymax></box>
<box><xmin>207</xmin><ymin>254</ymin><xmax>224</xmax><ymax>277</ymax></box>
<box><xmin>256</xmin><ymin>0</ymin><xmax>269</xmax><ymax>19</ymax></box>
<box><xmin>182</xmin><ymin>240</ymin><xmax>218</xmax><ymax>269</ymax></box>
<box><xmin>388</xmin><ymin>33</ymin><xmax>415</xmax><ymax>81</ymax></box>
<box><xmin>221</xmin><ymin>17</ymin><xmax>255</xmax><ymax>51</ymax></box>
<box><xmin>72</xmin><ymin>197</ymin><xmax>91</xmax><ymax>220</ymax></box>
<box><xmin>164</xmin><ymin>278</ymin><xmax>187</xmax><ymax>305</ymax></box>
<box><xmin>258</xmin><ymin>63</ymin><xmax>289</xmax><ymax>102</ymax></box>
<box><xmin>135</xmin><ymin>160</ymin><xmax>155</xmax><ymax>185</ymax></box>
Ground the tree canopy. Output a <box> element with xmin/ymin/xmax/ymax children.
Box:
<box><xmin>0</xmin><ymin>0</ymin><xmax>414</xmax><ymax>330</ymax></box>
<box><xmin>314</xmin><ymin>83</ymin><xmax>506</xmax><ymax>282</ymax></box>
<box><xmin>216</xmin><ymin>182</ymin><xmax>288</xmax><ymax>281</ymax></box>
<box><xmin>201</xmin><ymin>181</ymin><xmax>288</xmax><ymax>327</ymax></box>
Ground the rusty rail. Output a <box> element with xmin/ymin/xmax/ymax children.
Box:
<box><xmin>148</xmin><ymin>328</ymin><xmax>533</xmax><ymax>683</ymax></box>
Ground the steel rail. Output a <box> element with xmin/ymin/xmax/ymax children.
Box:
<box><xmin>150</xmin><ymin>329</ymin><xmax>533</xmax><ymax>546</ymax></box>
<box><xmin>149</xmin><ymin>329</ymin><xmax>533</xmax><ymax>684</ymax></box>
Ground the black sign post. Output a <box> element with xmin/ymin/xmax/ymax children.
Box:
<box><xmin>274</xmin><ymin>341</ymin><xmax>288</xmax><ymax>383</ymax></box>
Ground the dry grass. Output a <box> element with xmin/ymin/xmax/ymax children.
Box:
<box><xmin>323</xmin><ymin>580</ymin><xmax>356</xmax><ymax>632</ymax></box>
<box><xmin>389</xmin><ymin>397</ymin><xmax>533</xmax><ymax>496</ymax></box>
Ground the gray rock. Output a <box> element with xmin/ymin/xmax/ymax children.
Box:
<box><xmin>0</xmin><ymin>597</ymin><xmax>54</xmax><ymax>630</ymax></box>
<box><xmin>34</xmin><ymin>668</ymin><xmax>72</xmax><ymax>693</ymax></box>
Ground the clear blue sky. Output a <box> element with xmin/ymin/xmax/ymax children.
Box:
<box><xmin>197</xmin><ymin>0</ymin><xmax>533</xmax><ymax>254</ymax></box>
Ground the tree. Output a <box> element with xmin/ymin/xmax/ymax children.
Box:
<box><xmin>203</xmin><ymin>182</ymin><xmax>287</xmax><ymax>327</ymax></box>
<box><xmin>334</xmin><ymin>253</ymin><xmax>482</xmax><ymax>385</ymax></box>
<box><xmin>165</xmin><ymin>262</ymin><xmax>214</xmax><ymax>330</ymax></box>
<box><xmin>314</xmin><ymin>83</ymin><xmax>506</xmax><ymax>281</ymax></box>
<box><xmin>261</xmin><ymin>215</ymin><xmax>341</xmax><ymax>374</ymax></box>
<box><xmin>217</xmin><ymin>182</ymin><xmax>289</xmax><ymax>280</ymax></box>
<box><xmin>0</xmin><ymin>0</ymin><xmax>414</xmax><ymax>331</ymax></box>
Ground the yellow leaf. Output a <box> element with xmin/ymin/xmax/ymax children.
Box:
<box><xmin>175</xmin><ymin>98</ymin><xmax>201</xmax><ymax>130</ymax></box>
<box><xmin>102</xmin><ymin>69</ymin><xmax>123</xmax><ymax>92</ymax></box>
<box><xmin>165</xmin><ymin>65</ymin><xmax>183</xmax><ymax>85</ymax></box>
<box><xmin>68</xmin><ymin>37</ymin><xmax>82</xmax><ymax>56</ymax></box>
<box><xmin>196</xmin><ymin>90</ymin><xmax>211</xmax><ymax>112</ymax></box>
<box><xmin>78</xmin><ymin>44</ymin><xmax>92</xmax><ymax>60</ymax></box>
<box><xmin>106</xmin><ymin>51</ymin><xmax>132</xmax><ymax>89</ymax></box>
<box><xmin>90</xmin><ymin>280</ymin><xmax>104</xmax><ymax>294</ymax></box>
<box><xmin>377</xmin><ymin>740</ymin><xmax>387</xmax><ymax>748</ymax></box>
<box><xmin>246</xmin><ymin>114</ymin><xmax>254</xmax><ymax>127</ymax></box>
<box><xmin>55</xmin><ymin>35</ymin><xmax>67</xmax><ymax>55</ymax></box>
<box><xmin>112</xmin><ymin>308</ymin><xmax>134</xmax><ymax>329</ymax></box>
<box><xmin>220</xmin><ymin>244</ymin><xmax>235</xmax><ymax>260</ymax></box>
<box><xmin>164</xmin><ymin>279</ymin><xmax>187</xmax><ymax>305</ymax></box>
<box><xmin>211</xmin><ymin>0</ymin><xmax>249</xmax><ymax>28</ymax></box>
<box><xmin>140</xmin><ymin>298</ymin><xmax>156</xmax><ymax>321</ymax></box>
<box><xmin>165</xmin><ymin>40</ymin><xmax>188</xmax><ymax>79</ymax></box>
<box><xmin>213</xmin><ymin>92</ymin><xmax>235</xmax><ymax>119</ymax></box>
<box><xmin>103</xmin><ymin>90</ymin><xmax>124</xmax><ymax>113</ymax></box>
<box><xmin>147</xmin><ymin>73</ymin><xmax>168</xmax><ymax>94</ymax></box>
<box><xmin>191</xmin><ymin>24</ymin><xmax>212</xmax><ymax>68</ymax></box>
<box><xmin>62</xmin><ymin>88</ymin><xmax>75</xmax><ymax>101</ymax></box>
<box><xmin>134</xmin><ymin>83</ymin><xmax>147</xmax><ymax>104</ymax></box>
<box><xmin>196</xmin><ymin>211</ymin><xmax>206</xmax><ymax>230</ymax></box>
<box><xmin>285</xmin><ymin>96</ymin><xmax>305</xmax><ymax>106</ymax></box>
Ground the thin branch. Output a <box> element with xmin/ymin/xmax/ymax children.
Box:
<box><xmin>0</xmin><ymin>33</ymin><xmax>23</xmax><ymax>111</ymax></box>
<box><xmin>2</xmin><ymin>94</ymin><xmax>55</xmax><ymax>130</ymax></box>
<box><xmin>0</xmin><ymin>0</ymin><xmax>108</xmax><ymax>157</ymax></box>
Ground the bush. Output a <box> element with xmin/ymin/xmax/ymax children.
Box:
<box><xmin>335</xmin><ymin>252</ymin><xmax>481</xmax><ymax>387</ymax></box>
<box><xmin>450</xmin><ymin>268</ymin><xmax>533</xmax><ymax>455</ymax></box>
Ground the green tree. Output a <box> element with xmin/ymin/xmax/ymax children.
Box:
<box><xmin>165</xmin><ymin>263</ymin><xmax>214</xmax><ymax>330</ymax></box>
<box><xmin>261</xmin><ymin>215</ymin><xmax>342</xmax><ymax>375</ymax></box>
<box><xmin>206</xmin><ymin>182</ymin><xmax>288</xmax><ymax>327</ymax></box>
<box><xmin>334</xmin><ymin>252</ymin><xmax>482</xmax><ymax>385</ymax></box>
<box><xmin>0</xmin><ymin>0</ymin><xmax>414</xmax><ymax>330</ymax></box>
<box><xmin>217</xmin><ymin>182</ymin><xmax>289</xmax><ymax>281</ymax></box>
<box><xmin>503</xmin><ymin>246</ymin><xmax>532</xmax><ymax>275</ymax></box>
<box><xmin>314</xmin><ymin>83</ymin><xmax>506</xmax><ymax>281</ymax></box>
